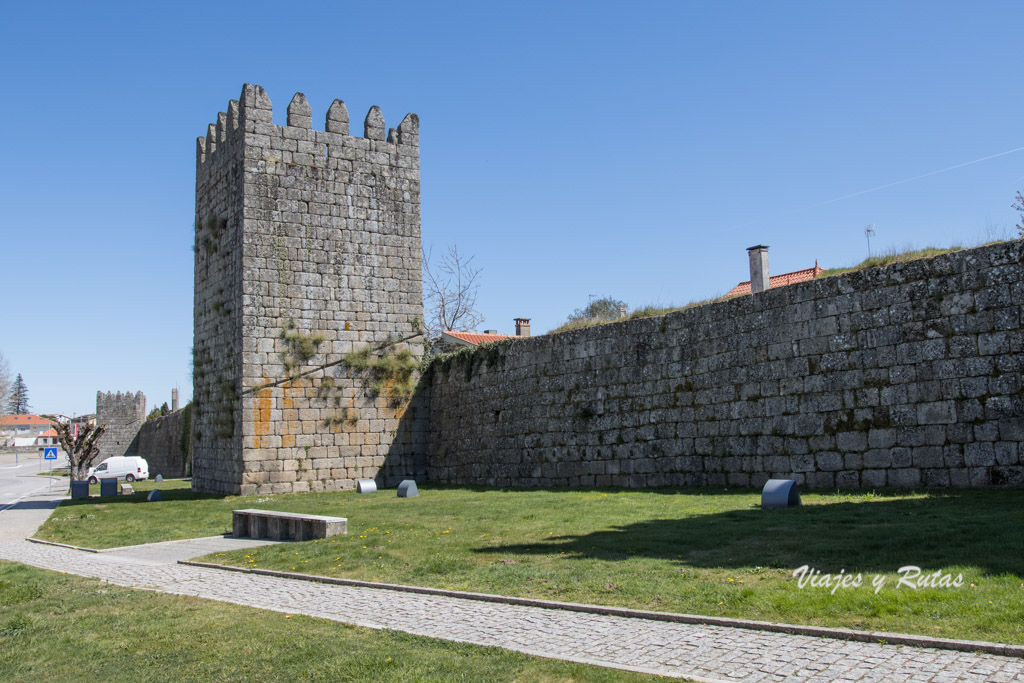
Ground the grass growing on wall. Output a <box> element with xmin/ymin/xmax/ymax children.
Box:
<box><xmin>544</xmin><ymin>240</ymin><xmax>1013</xmax><ymax>336</ymax></box>
<box><xmin>815</xmin><ymin>245</ymin><xmax>969</xmax><ymax>278</ymax></box>
<box><xmin>33</xmin><ymin>484</ymin><xmax>1024</xmax><ymax>645</ymax></box>
<box><xmin>547</xmin><ymin>296</ymin><xmax>737</xmax><ymax>335</ymax></box>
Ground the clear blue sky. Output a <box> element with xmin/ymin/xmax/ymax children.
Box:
<box><xmin>2</xmin><ymin>1</ymin><xmax>1021</xmax><ymax>417</ymax></box>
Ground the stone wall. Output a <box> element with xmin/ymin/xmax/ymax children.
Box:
<box><xmin>428</xmin><ymin>241</ymin><xmax>1024</xmax><ymax>489</ymax></box>
<box><xmin>192</xmin><ymin>84</ymin><xmax>427</xmax><ymax>495</ymax></box>
<box><xmin>135</xmin><ymin>404</ymin><xmax>192</xmax><ymax>478</ymax></box>
<box><xmin>95</xmin><ymin>391</ymin><xmax>146</xmax><ymax>462</ymax></box>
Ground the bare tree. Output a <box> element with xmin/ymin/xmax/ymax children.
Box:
<box><xmin>422</xmin><ymin>244</ymin><xmax>484</xmax><ymax>345</ymax></box>
<box><xmin>0</xmin><ymin>352</ymin><xmax>11</xmax><ymax>418</ymax></box>
<box><xmin>51</xmin><ymin>420</ymin><xmax>105</xmax><ymax>482</ymax></box>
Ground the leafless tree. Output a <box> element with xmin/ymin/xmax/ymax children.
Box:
<box><xmin>422</xmin><ymin>244</ymin><xmax>484</xmax><ymax>346</ymax></box>
<box><xmin>51</xmin><ymin>420</ymin><xmax>105</xmax><ymax>482</ymax></box>
<box><xmin>1013</xmin><ymin>189</ymin><xmax>1024</xmax><ymax>237</ymax></box>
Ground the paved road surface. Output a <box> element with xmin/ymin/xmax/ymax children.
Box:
<box><xmin>0</xmin><ymin>451</ymin><xmax>67</xmax><ymax>541</ymax></box>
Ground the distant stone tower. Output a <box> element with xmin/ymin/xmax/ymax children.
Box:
<box><xmin>192</xmin><ymin>84</ymin><xmax>426</xmax><ymax>495</ymax></box>
<box><xmin>96</xmin><ymin>391</ymin><xmax>146</xmax><ymax>462</ymax></box>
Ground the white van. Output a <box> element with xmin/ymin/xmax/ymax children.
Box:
<box><xmin>87</xmin><ymin>456</ymin><xmax>149</xmax><ymax>484</ymax></box>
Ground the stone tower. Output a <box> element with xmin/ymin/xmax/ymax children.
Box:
<box><xmin>192</xmin><ymin>84</ymin><xmax>426</xmax><ymax>495</ymax></box>
<box><xmin>95</xmin><ymin>391</ymin><xmax>146</xmax><ymax>461</ymax></box>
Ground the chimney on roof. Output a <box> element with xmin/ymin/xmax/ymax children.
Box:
<box><xmin>747</xmin><ymin>245</ymin><xmax>770</xmax><ymax>294</ymax></box>
<box><xmin>514</xmin><ymin>318</ymin><xmax>531</xmax><ymax>337</ymax></box>
<box><xmin>484</xmin><ymin>329</ymin><xmax>497</xmax><ymax>335</ymax></box>
<box><xmin>171</xmin><ymin>388</ymin><xmax>179</xmax><ymax>412</ymax></box>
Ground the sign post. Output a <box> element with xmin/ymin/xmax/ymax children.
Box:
<box><xmin>44</xmin><ymin>447</ymin><xmax>57</xmax><ymax>491</ymax></box>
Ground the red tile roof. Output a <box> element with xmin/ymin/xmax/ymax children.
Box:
<box><xmin>37</xmin><ymin>428</ymin><xmax>57</xmax><ymax>438</ymax></box>
<box><xmin>0</xmin><ymin>414</ymin><xmax>51</xmax><ymax>427</ymax></box>
<box><xmin>726</xmin><ymin>263</ymin><xmax>825</xmax><ymax>297</ymax></box>
<box><xmin>442</xmin><ymin>331</ymin><xmax>515</xmax><ymax>346</ymax></box>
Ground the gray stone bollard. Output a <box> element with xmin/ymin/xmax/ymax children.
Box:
<box><xmin>147</xmin><ymin>489</ymin><xmax>162</xmax><ymax>502</ymax></box>
<box><xmin>155</xmin><ymin>474</ymin><xmax>163</xmax><ymax>482</ymax></box>
<box><xmin>356</xmin><ymin>479</ymin><xmax>377</xmax><ymax>493</ymax></box>
<box><xmin>70</xmin><ymin>481</ymin><xmax>89</xmax><ymax>499</ymax></box>
<box><xmin>100</xmin><ymin>478</ymin><xmax>118</xmax><ymax>497</ymax></box>
<box><xmin>397</xmin><ymin>480</ymin><xmax>419</xmax><ymax>498</ymax></box>
<box><xmin>762</xmin><ymin>479</ymin><xmax>801</xmax><ymax>509</ymax></box>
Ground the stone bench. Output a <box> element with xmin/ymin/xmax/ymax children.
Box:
<box><xmin>232</xmin><ymin>509</ymin><xmax>347</xmax><ymax>541</ymax></box>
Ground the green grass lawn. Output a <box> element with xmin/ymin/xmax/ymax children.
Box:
<box><xmin>0</xmin><ymin>561</ymin><xmax>658</xmax><ymax>682</ymax></box>
<box><xmin>36</xmin><ymin>469</ymin><xmax>69</xmax><ymax>477</ymax></box>
<box><xmin>37</xmin><ymin>479</ymin><xmax>216</xmax><ymax>547</ymax></box>
<box><xmin>35</xmin><ymin>484</ymin><xmax>1024</xmax><ymax>644</ymax></box>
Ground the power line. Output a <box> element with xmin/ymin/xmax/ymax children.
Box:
<box><xmin>807</xmin><ymin>145</ymin><xmax>1024</xmax><ymax>209</ymax></box>
<box><xmin>731</xmin><ymin>144</ymin><xmax>1024</xmax><ymax>230</ymax></box>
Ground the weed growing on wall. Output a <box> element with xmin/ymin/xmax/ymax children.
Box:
<box><xmin>426</xmin><ymin>337</ymin><xmax>518</xmax><ymax>383</ymax></box>
<box><xmin>212</xmin><ymin>374</ymin><xmax>238</xmax><ymax>438</ymax></box>
<box><xmin>322</xmin><ymin>408</ymin><xmax>358</xmax><ymax>428</ymax></box>
<box><xmin>345</xmin><ymin>346</ymin><xmax>419</xmax><ymax>403</ymax></box>
<box><xmin>178</xmin><ymin>403</ymin><xmax>194</xmax><ymax>475</ymax></box>
<box><xmin>280</xmin><ymin>318</ymin><xmax>326</xmax><ymax>374</ymax></box>
<box><xmin>197</xmin><ymin>215</ymin><xmax>228</xmax><ymax>255</ymax></box>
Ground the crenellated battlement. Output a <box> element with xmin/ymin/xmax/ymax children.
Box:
<box><xmin>196</xmin><ymin>83</ymin><xmax>419</xmax><ymax>168</ymax></box>
<box><xmin>96</xmin><ymin>390</ymin><xmax>146</xmax><ymax>409</ymax></box>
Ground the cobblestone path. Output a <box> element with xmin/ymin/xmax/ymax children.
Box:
<box><xmin>1</xmin><ymin>539</ymin><xmax>1021</xmax><ymax>682</ymax></box>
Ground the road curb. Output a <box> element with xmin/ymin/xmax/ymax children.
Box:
<box><xmin>178</xmin><ymin>559</ymin><xmax>1024</xmax><ymax>659</ymax></box>
<box><xmin>27</xmin><ymin>535</ymin><xmax>235</xmax><ymax>554</ymax></box>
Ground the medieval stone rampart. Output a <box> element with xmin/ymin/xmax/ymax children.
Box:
<box><xmin>192</xmin><ymin>84</ymin><xmax>426</xmax><ymax>495</ymax></box>
<box><xmin>428</xmin><ymin>241</ymin><xmax>1024</xmax><ymax>489</ymax></box>
<box><xmin>135</xmin><ymin>404</ymin><xmax>192</xmax><ymax>478</ymax></box>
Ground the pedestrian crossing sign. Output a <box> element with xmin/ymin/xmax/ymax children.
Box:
<box><xmin>44</xmin><ymin>447</ymin><xmax>58</xmax><ymax>460</ymax></box>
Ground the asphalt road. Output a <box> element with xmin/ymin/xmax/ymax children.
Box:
<box><xmin>0</xmin><ymin>451</ymin><xmax>67</xmax><ymax>541</ymax></box>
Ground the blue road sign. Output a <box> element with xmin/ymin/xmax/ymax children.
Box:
<box><xmin>44</xmin><ymin>447</ymin><xmax>58</xmax><ymax>460</ymax></box>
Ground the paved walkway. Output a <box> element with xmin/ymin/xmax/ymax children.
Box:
<box><xmin>1</xmin><ymin>539</ymin><xmax>1021</xmax><ymax>682</ymax></box>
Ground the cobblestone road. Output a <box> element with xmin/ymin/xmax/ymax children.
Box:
<box><xmin>1</xmin><ymin>539</ymin><xmax>1021</xmax><ymax>682</ymax></box>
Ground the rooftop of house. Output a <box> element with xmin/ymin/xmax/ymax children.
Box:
<box><xmin>726</xmin><ymin>262</ymin><xmax>825</xmax><ymax>297</ymax></box>
<box><xmin>0</xmin><ymin>414</ymin><xmax>51</xmax><ymax>428</ymax></box>
<box><xmin>441</xmin><ymin>331</ymin><xmax>516</xmax><ymax>347</ymax></box>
